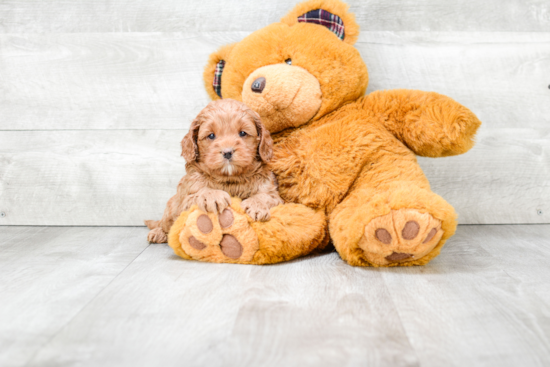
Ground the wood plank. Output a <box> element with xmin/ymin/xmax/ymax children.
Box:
<box><xmin>0</xmin><ymin>127</ymin><xmax>548</xmax><ymax>226</ymax></box>
<box><xmin>381</xmin><ymin>224</ymin><xmax>550</xmax><ymax>367</ymax></box>
<box><xmin>20</xmin><ymin>224</ymin><xmax>550</xmax><ymax>367</ymax></box>
<box><xmin>0</xmin><ymin>0</ymin><xmax>549</xmax><ymax>33</ymax></box>
<box><xmin>0</xmin><ymin>32</ymin><xmax>548</xmax><ymax>131</ymax></box>
<box><xmin>26</xmin><ymin>243</ymin><xmax>417</xmax><ymax>367</ymax></box>
<box><xmin>0</xmin><ymin>226</ymin><xmax>35</xmax><ymax>246</ymax></box>
<box><xmin>27</xmin><ymin>240</ymin><xmax>254</xmax><ymax>367</ymax></box>
<box><xmin>362</xmin><ymin>32</ymin><xmax>550</xmax><ymax>131</ymax></box>
<box><xmin>0</xmin><ymin>32</ymin><xmax>221</xmax><ymax>131</ymax></box>
<box><xmin>0</xmin><ymin>226</ymin><xmax>150</xmax><ymax>367</ymax></box>
<box><xmin>474</xmin><ymin>225</ymin><xmax>550</xmax><ymax>285</ymax></box>
<box><xmin>0</xmin><ymin>130</ymin><xmax>187</xmax><ymax>226</ymax></box>
<box><xmin>214</xmin><ymin>255</ymin><xmax>418</xmax><ymax>367</ymax></box>
<box><xmin>418</xmin><ymin>127</ymin><xmax>550</xmax><ymax>225</ymax></box>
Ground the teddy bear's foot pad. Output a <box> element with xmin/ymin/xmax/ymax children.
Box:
<box><xmin>179</xmin><ymin>208</ymin><xmax>259</xmax><ymax>263</ymax></box>
<box><xmin>219</xmin><ymin>235</ymin><xmax>243</xmax><ymax>259</ymax></box>
<box><xmin>360</xmin><ymin>209</ymin><xmax>443</xmax><ymax>266</ymax></box>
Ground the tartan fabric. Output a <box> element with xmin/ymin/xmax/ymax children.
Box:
<box><xmin>297</xmin><ymin>9</ymin><xmax>345</xmax><ymax>40</ymax></box>
<box><xmin>213</xmin><ymin>60</ymin><xmax>225</xmax><ymax>98</ymax></box>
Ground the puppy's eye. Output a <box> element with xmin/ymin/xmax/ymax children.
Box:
<box><xmin>207</xmin><ymin>133</ymin><xmax>215</xmax><ymax>140</ymax></box>
<box><xmin>285</xmin><ymin>58</ymin><xmax>292</xmax><ymax>65</ymax></box>
<box><xmin>239</xmin><ymin>131</ymin><xmax>247</xmax><ymax>137</ymax></box>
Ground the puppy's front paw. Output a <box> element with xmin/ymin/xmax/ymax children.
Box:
<box><xmin>241</xmin><ymin>198</ymin><xmax>271</xmax><ymax>221</ymax></box>
<box><xmin>148</xmin><ymin>228</ymin><xmax>167</xmax><ymax>243</ymax></box>
<box><xmin>196</xmin><ymin>189</ymin><xmax>231</xmax><ymax>213</ymax></box>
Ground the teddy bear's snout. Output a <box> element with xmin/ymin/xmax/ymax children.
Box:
<box><xmin>242</xmin><ymin>64</ymin><xmax>322</xmax><ymax>133</ymax></box>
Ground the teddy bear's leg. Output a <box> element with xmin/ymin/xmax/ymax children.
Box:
<box><xmin>168</xmin><ymin>198</ymin><xmax>328</xmax><ymax>265</ymax></box>
<box><xmin>330</xmin><ymin>182</ymin><xmax>457</xmax><ymax>267</ymax></box>
<box><xmin>329</xmin><ymin>147</ymin><xmax>457</xmax><ymax>267</ymax></box>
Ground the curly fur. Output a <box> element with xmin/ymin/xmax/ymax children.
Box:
<box><xmin>145</xmin><ymin>99</ymin><xmax>283</xmax><ymax>243</ymax></box>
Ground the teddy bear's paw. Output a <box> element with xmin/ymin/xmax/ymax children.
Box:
<box><xmin>360</xmin><ymin>209</ymin><xmax>443</xmax><ymax>266</ymax></box>
<box><xmin>178</xmin><ymin>208</ymin><xmax>259</xmax><ymax>263</ymax></box>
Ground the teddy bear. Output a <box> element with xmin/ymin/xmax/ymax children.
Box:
<box><xmin>168</xmin><ymin>0</ymin><xmax>481</xmax><ymax>267</ymax></box>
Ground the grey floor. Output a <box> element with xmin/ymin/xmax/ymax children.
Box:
<box><xmin>1</xmin><ymin>225</ymin><xmax>549</xmax><ymax>367</ymax></box>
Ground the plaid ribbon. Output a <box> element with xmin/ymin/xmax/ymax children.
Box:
<box><xmin>298</xmin><ymin>9</ymin><xmax>345</xmax><ymax>40</ymax></box>
<box><xmin>213</xmin><ymin>60</ymin><xmax>225</xmax><ymax>98</ymax></box>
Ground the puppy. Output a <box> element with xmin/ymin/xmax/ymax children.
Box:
<box><xmin>145</xmin><ymin>99</ymin><xmax>283</xmax><ymax>244</ymax></box>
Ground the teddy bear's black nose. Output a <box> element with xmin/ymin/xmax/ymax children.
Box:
<box><xmin>251</xmin><ymin>77</ymin><xmax>266</xmax><ymax>93</ymax></box>
<box><xmin>222</xmin><ymin>148</ymin><xmax>234</xmax><ymax>160</ymax></box>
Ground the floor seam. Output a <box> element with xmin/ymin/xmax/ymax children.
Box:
<box><xmin>23</xmin><ymin>233</ymin><xmax>152</xmax><ymax>366</ymax></box>
<box><xmin>380</xmin><ymin>270</ymin><xmax>423</xmax><ymax>367</ymax></box>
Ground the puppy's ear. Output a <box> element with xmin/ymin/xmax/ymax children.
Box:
<box><xmin>249</xmin><ymin>109</ymin><xmax>273</xmax><ymax>163</ymax></box>
<box><xmin>181</xmin><ymin>117</ymin><xmax>201</xmax><ymax>162</ymax></box>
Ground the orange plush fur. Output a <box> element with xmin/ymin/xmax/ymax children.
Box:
<box><xmin>170</xmin><ymin>0</ymin><xmax>481</xmax><ymax>266</ymax></box>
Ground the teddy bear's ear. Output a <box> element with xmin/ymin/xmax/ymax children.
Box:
<box><xmin>280</xmin><ymin>0</ymin><xmax>359</xmax><ymax>45</ymax></box>
<box><xmin>203</xmin><ymin>43</ymin><xmax>236</xmax><ymax>100</ymax></box>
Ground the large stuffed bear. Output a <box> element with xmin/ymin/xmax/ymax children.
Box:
<box><xmin>168</xmin><ymin>0</ymin><xmax>481</xmax><ymax>266</ymax></box>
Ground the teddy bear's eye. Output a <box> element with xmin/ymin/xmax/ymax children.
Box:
<box><xmin>207</xmin><ymin>133</ymin><xmax>215</xmax><ymax>140</ymax></box>
<box><xmin>285</xmin><ymin>58</ymin><xmax>292</xmax><ymax>65</ymax></box>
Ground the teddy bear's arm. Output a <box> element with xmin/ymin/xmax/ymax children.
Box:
<box><xmin>363</xmin><ymin>89</ymin><xmax>481</xmax><ymax>157</ymax></box>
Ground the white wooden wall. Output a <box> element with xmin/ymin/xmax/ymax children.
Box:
<box><xmin>0</xmin><ymin>0</ymin><xmax>549</xmax><ymax>225</ymax></box>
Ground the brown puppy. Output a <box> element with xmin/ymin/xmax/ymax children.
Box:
<box><xmin>145</xmin><ymin>99</ymin><xmax>283</xmax><ymax>243</ymax></box>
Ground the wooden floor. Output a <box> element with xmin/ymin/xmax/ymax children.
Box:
<box><xmin>1</xmin><ymin>225</ymin><xmax>549</xmax><ymax>367</ymax></box>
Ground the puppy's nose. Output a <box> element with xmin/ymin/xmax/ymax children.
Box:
<box><xmin>251</xmin><ymin>77</ymin><xmax>266</xmax><ymax>93</ymax></box>
<box><xmin>222</xmin><ymin>148</ymin><xmax>234</xmax><ymax>160</ymax></box>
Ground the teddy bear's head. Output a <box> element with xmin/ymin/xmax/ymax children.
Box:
<box><xmin>203</xmin><ymin>0</ymin><xmax>369</xmax><ymax>134</ymax></box>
